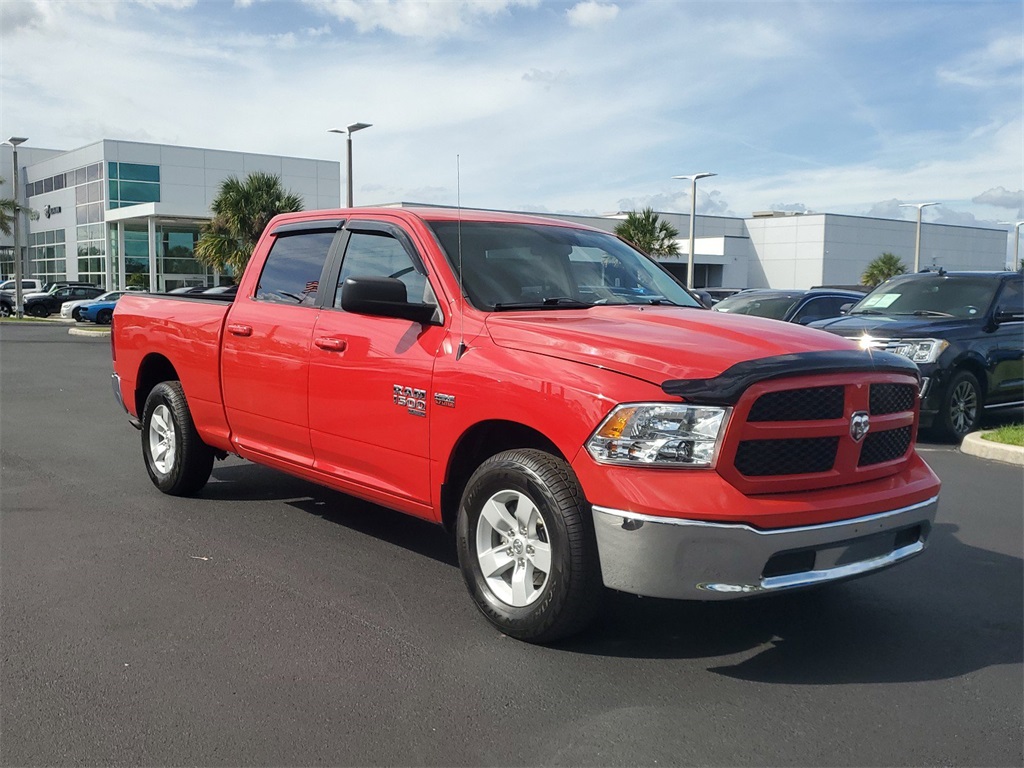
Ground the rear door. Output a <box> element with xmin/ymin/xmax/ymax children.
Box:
<box><xmin>221</xmin><ymin>220</ymin><xmax>343</xmax><ymax>467</ymax></box>
<box><xmin>308</xmin><ymin>220</ymin><xmax>446</xmax><ymax>511</ymax></box>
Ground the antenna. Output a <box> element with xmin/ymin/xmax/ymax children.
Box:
<box><xmin>456</xmin><ymin>154</ymin><xmax>468</xmax><ymax>361</ymax></box>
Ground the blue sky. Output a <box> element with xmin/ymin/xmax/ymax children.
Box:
<box><xmin>2</xmin><ymin>0</ymin><xmax>1021</xmax><ymax>237</ymax></box>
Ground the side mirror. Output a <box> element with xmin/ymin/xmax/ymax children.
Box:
<box><xmin>341</xmin><ymin>276</ymin><xmax>438</xmax><ymax>324</ymax></box>
<box><xmin>839</xmin><ymin>302</ymin><xmax>854</xmax><ymax>315</ymax></box>
<box><xmin>994</xmin><ymin>309</ymin><xmax>1024</xmax><ymax>324</ymax></box>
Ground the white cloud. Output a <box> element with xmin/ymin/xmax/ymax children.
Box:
<box><xmin>566</xmin><ymin>1</ymin><xmax>618</xmax><ymax>28</ymax></box>
<box><xmin>301</xmin><ymin>0</ymin><xmax>540</xmax><ymax>38</ymax></box>
<box><xmin>938</xmin><ymin>34</ymin><xmax>1023</xmax><ymax>88</ymax></box>
<box><xmin>973</xmin><ymin>186</ymin><xmax>1024</xmax><ymax>214</ymax></box>
<box><xmin>134</xmin><ymin>0</ymin><xmax>198</xmax><ymax>10</ymax></box>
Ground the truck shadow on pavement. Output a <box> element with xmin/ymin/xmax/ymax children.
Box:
<box><xmin>206</xmin><ymin>464</ymin><xmax>1021</xmax><ymax>682</ymax></box>
<box><xmin>206</xmin><ymin>461</ymin><xmax>459</xmax><ymax>567</ymax></box>
<box><xmin>563</xmin><ymin>522</ymin><xmax>1023</xmax><ymax>683</ymax></box>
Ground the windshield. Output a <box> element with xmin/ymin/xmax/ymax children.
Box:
<box><xmin>712</xmin><ymin>293</ymin><xmax>799</xmax><ymax>320</ymax></box>
<box><xmin>850</xmin><ymin>276</ymin><xmax>998</xmax><ymax>319</ymax></box>
<box><xmin>427</xmin><ymin>221</ymin><xmax>701</xmax><ymax>311</ymax></box>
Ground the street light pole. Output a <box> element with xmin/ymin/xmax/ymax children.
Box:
<box><xmin>329</xmin><ymin>122</ymin><xmax>372</xmax><ymax>207</ymax></box>
<box><xmin>672</xmin><ymin>172</ymin><xmax>716</xmax><ymax>288</ymax></box>
<box><xmin>899</xmin><ymin>202</ymin><xmax>938</xmax><ymax>272</ymax></box>
<box><xmin>5</xmin><ymin>136</ymin><xmax>28</xmax><ymax>318</ymax></box>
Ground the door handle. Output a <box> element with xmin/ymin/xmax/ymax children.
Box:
<box><xmin>315</xmin><ymin>337</ymin><xmax>348</xmax><ymax>352</ymax></box>
<box><xmin>227</xmin><ymin>323</ymin><xmax>252</xmax><ymax>337</ymax></box>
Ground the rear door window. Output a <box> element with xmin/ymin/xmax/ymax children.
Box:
<box><xmin>255</xmin><ymin>231</ymin><xmax>337</xmax><ymax>306</ymax></box>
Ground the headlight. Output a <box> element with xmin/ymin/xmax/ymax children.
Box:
<box><xmin>586</xmin><ymin>403</ymin><xmax>730</xmax><ymax>468</ymax></box>
<box><xmin>889</xmin><ymin>338</ymin><xmax>949</xmax><ymax>364</ymax></box>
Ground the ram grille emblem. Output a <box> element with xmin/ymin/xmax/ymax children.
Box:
<box><xmin>850</xmin><ymin>411</ymin><xmax>870</xmax><ymax>443</ymax></box>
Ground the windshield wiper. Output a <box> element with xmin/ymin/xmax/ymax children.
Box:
<box><xmin>493</xmin><ymin>297</ymin><xmax>594</xmax><ymax>311</ymax></box>
<box><xmin>899</xmin><ymin>310</ymin><xmax>956</xmax><ymax>318</ymax></box>
<box><xmin>849</xmin><ymin>309</ymin><xmax>885</xmax><ymax>315</ymax></box>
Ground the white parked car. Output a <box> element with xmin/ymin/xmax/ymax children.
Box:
<box><xmin>62</xmin><ymin>289</ymin><xmax>138</xmax><ymax>320</ymax></box>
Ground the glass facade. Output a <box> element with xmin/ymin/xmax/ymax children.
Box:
<box><xmin>76</xmin><ymin>223</ymin><xmax>106</xmax><ymax>286</ymax></box>
<box><xmin>108</xmin><ymin>163</ymin><xmax>160</xmax><ymax>208</ymax></box>
<box><xmin>118</xmin><ymin>223</ymin><xmax>208</xmax><ymax>291</ymax></box>
<box><xmin>29</xmin><ymin>229</ymin><xmax>67</xmax><ymax>284</ymax></box>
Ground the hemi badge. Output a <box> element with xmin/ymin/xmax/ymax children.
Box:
<box><xmin>434</xmin><ymin>393</ymin><xmax>456</xmax><ymax>408</ymax></box>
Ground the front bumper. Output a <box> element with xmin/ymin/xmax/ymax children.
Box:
<box><xmin>591</xmin><ymin>495</ymin><xmax>938</xmax><ymax>599</ymax></box>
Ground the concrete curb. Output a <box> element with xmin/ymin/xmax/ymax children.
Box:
<box><xmin>960</xmin><ymin>431</ymin><xmax>1024</xmax><ymax>467</ymax></box>
<box><xmin>68</xmin><ymin>326</ymin><xmax>110</xmax><ymax>340</ymax></box>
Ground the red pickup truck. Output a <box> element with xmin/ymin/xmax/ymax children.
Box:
<box><xmin>111</xmin><ymin>207</ymin><xmax>941</xmax><ymax>642</ymax></box>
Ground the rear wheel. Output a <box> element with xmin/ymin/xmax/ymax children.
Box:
<box><xmin>456</xmin><ymin>449</ymin><xmax>603</xmax><ymax>643</ymax></box>
<box><xmin>0</xmin><ymin>303</ymin><xmax>11</xmax><ymax>318</ymax></box>
<box><xmin>142</xmin><ymin>381</ymin><xmax>214</xmax><ymax>496</ymax></box>
<box><xmin>935</xmin><ymin>369</ymin><xmax>982</xmax><ymax>442</ymax></box>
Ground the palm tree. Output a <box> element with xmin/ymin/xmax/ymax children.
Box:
<box><xmin>0</xmin><ymin>176</ymin><xmax>39</xmax><ymax>236</ymax></box>
<box><xmin>194</xmin><ymin>172</ymin><xmax>304</xmax><ymax>273</ymax></box>
<box><xmin>862</xmin><ymin>252</ymin><xmax>908</xmax><ymax>287</ymax></box>
<box><xmin>614</xmin><ymin>208</ymin><xmax>681</xmax><ymax>257</ymax></box>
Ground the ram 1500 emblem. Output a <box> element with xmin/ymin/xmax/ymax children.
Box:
<box><xmin>394</xmin><ymin>385</ymin><xmax>426</xmax><ymax>417</ymax></box>
<box><xmin>850</xmin><ymin>410</ymin><xmax>870</xmax><ymax>442</ymax></box>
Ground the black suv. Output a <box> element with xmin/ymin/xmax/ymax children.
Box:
<box><xmin>23</xmin><ymin>284</ymin><xmax>103</xmax><ymax>317</ymax></box>
<box><xmin>811</xmin><ymin>270</ymin><xmax>1024</xmax><ymax>440</ymax></box>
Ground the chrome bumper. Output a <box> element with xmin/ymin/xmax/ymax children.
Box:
<box><xmin>591</xmin><ymin>496</ymin><xmax>939</xmax><ymax>600</ymax></box>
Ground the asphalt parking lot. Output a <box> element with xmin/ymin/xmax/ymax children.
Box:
<box><xmin>1</xmin><ymin>322</ymin><xmax>1022</xmax><ymax>767</ymax></box>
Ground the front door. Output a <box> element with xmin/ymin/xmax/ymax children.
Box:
<box><xmin>308</xmin><ymin>222</ymin><xmax>446</xmax><ymax>512</ymax></box>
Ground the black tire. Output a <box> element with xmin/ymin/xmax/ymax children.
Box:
<box><xmin>0</xmin><ymin>302</ymin><xmax>11</xmax><ymax>318</ymax></box>
<box><xmin>96</xmin><ymin>308</ymin><xmax>113</xmax><ymax>325</ymax></box>
<box><xmin>456</xmin><ymin>449</ymin><xmax>603</xmax><ymax>643</ymax></box>
<box><xmin>28</xmin><ymin>304</ymin><xmax>48</xmax><ymax>318</ymax></box>
<box><xmin>141</xmin><ymin>381</ymin><xmax>214</xmax><ymax>496</ymax></box>
<box><xmin>935</xmin><ymin>369</ymin><xmax>982</xmax><ymax>442</ymax></box>
<box><xmin>72</xmin><ymin>307</ymin><xmax>84</xmax><ymax>321</ymax></box>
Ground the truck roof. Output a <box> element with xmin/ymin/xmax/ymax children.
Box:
<box><xmin>267</xmin><ymin>207</ymin><xmax>605</xmax><ymax>232</ymax></box>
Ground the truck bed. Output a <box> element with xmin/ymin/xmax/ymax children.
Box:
<box><xmin>113</xmin><ymin>293</ymin><xmax>234</xmax><ymax>452</ymax></box>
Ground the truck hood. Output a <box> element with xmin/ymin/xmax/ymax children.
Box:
<box><xmin>485</xmin><ymin>306</ymin><xmax>857</xmax><ymax>385</ymax></box>
<box><xmin>809</xmin><ymin>314</ymin><xmax>978</xmax><ymax>338</ymax></box>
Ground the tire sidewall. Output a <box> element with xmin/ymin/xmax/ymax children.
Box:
<box><xmin>457</xmin><ymin>455</ymin><xmax>577</xmax><ymax>637</ymax></box>
<box><xmin>940</xmin><ymin>369</ymin><xmax>981</xmax><ymax>440</ymax></box>
<box><xmin>142</xmin><ymin>383</ymin><xmax>186</xmax><ymax>493</ymax></box>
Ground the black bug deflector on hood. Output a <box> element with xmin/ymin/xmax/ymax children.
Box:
<box><xmin>662</xmin><ymin>350</ymin><xmax>920</xmax><ymax>405</ymax></box>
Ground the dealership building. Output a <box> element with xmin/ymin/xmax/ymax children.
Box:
<box><xmin>1</xmin><ymin>139</ymin><xmax>1010</xmax><ymax>293</ymax></box>
<box><xmin>0</xmin><ymin>140</ymin><xmax>340</xmax><ymax>292</ymax></box>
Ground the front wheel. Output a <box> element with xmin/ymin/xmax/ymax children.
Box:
<box><xmin>456</xmin><ymin>449</ymin><xmax>603</xmax><ymax>643</ymax></box>
<box><xmin>96</xmin><ymin>308</ymin><xmax>113</xmax><ymax>325</ymax></box>
<box><xmin>935</xmin><ymin>369</ymin><xmax>982</xmax><ymax>442</ymax></box>
<box><xmin>0</xmin><ymin>303</ymin><xmax>11</xmax><ymax>318</ymax></box>
<box><xmin>142</xmin><ymin>381</ymin><xmax>214</xmax><ymax>496</ymax></box>
<box><xmin>28</xmin><ymin>304</ymin><xmax>48</xmax><ymax>318</ymax></box>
